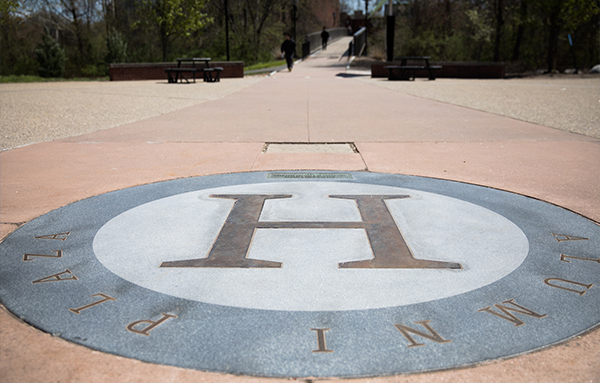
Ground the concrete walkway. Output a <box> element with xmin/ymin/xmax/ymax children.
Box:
<box><xmin>1</xmin><ymin>37</ymin><xmax>599</xmax><ymax>382</ymax></box>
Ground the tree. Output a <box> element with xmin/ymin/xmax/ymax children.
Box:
<box><xmin>244</xmin><ymin>0</ymin><xmax>286</xmax><ymax>62</ymax></box>
<box><xmin>35</xmin><ymin>27</ymin><xmax>66</xmax><ymax>77</ymax></box>
<box><xmin>208</xmin><ymin>0</ymin><xmax>286</xmax><ymax>63</ymax></box>
<box><xmin>0</xmin><ymin>0</ymin><xmax>41</xmax><ymax>75</ymax></box>
<box><xmin>47</xmin><ymin>0</ymin><xmax>100</xmax><ymax>64</ymax></box>
<box><xmin>134</xmin><ymin>0</ymin><xmax>212</xmax><ymax>61</ymax></box>
<box><xmin>465</xmin><ymin>7</ymin><xmax>493</xmax><ymax>60</ymax></box>
<box><xmin>534</xmin><ymin>0</ymin><xmax>599</xmax><ymax>71</ymax></box>
<box><xmin>105</xmin><ymin>26</ymin><xmax>127</xmax><ymax>63</ymax></box>
<box><xmin>511</xmin><ymin>0</ymin><xmax>528</xmax><ymax>61</ymax></box>
<box><xmin>493</xmin><ymin>0</ymin><xmax>504</xmax><ymax>61</ymax></box>
<box><xmin>0</xmin><ymin>0</ymin><xmax>19</xmax><ymax>24</ymax></box>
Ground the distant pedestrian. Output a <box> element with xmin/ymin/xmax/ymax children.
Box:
<box><xmin>281</xmin><ymin>32</ymin><xmax>296</xmax><ymax>72</ymax></box>
<box><xmin>347</xmin><ymin>25</ymin><xmax>353</xmax><ymax>36</ymax></box>
<box><xmin>321</xmin><ymin>27</ymin><xmax>330</xmax><ymax>50</ymax></box>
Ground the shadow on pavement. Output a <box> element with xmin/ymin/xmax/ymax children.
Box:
<box><xmin>335</xmin><ymin>73</ymin><xmax>370</xmax><ymax>78</ymax></box>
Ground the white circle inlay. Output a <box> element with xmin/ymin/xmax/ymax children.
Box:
<box><xmin>93</xmin><ymin>182</ymin><xmax>529</xmax><ymax>311</ymax></box>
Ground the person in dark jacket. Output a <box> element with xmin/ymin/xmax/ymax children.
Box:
<box><xmin>281</xmin><ymin>32</ymin><xmax>296</xmax><ymax>72</ymax></box>
<box><xmin>321</xmin><ymin>27</ymin><xmax>330</xmax><ymax>50</ymax></box>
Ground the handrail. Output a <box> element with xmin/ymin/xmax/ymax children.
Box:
<box><xmin>348</xmin><ymin>27</ymin><xmax>367</xmax><ymax>60</ymax></box>
<box><xmin>301</xmin><ymin>27</ymin><xmax>348</xmax><ymax>59</ymax></box>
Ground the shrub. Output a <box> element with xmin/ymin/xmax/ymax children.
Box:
<box><xmin>35</xmin><ymin>28</ymin><xmax>66</xmax><ymax>78</ymax></box>
<box><xmin>106</xmin><ymin>27</ymin><xmax>128</xmax><ymax>64</ymax></box>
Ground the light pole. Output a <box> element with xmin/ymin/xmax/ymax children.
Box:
<box><xmin>364</xmin><ymin>0</ymin><xmax>369</xmax><ymax>55</ymax></box>
<box><xmin>386</xmin><ymin>0</ymin><xmax>394</xmax><ymax>61</ymax></box>
<box><xmin>225</xmin><ymin>0</ymin><xmax>230</xmax><ymax>61</ymax></box>
<box><xmin>292</xmin><ymin>0</ymin><xmax>298</xmax><ymax>42</ymax></box>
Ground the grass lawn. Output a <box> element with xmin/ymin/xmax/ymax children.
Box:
<box><xmin>1</xmin><ymin>75</ymin><xmax>109</xmax><ymax>83</ymax></box>
<box><xmin>244</xmin><ymin>60</ymin><xmax>286</xmax><ymax>72</ymax></box>
<box><xmin>2</xmin><ymin>61</ymin><xmax>288</xmax><ymax>82</ymax></box>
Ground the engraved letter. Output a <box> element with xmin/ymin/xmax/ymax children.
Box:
<box><xmin>311</xmin><ymin>328</ymin><xmax>333</xmax><ymax>353</ymax></box>
<box><xmin>552</xmin><ymin>233</ymin><xmax>589</xmax><ymax>242</ymax></box>
<box><xmin>34</xmin><ymin>232</ymin><xmax>71</xmax><ymax>241</ymax></box>
<box><xmin>161</xmin><ymin>194</ymin><xmax>461</xmax><ymax>270</ymax></box>
<box><xmin>32</xmin><ymin>269</ymin><xmax>78</xmax><ymax>284</ymax></box>
<box><xmin>394</xmin><ymin>320</ymin><xmax>452</xmax><ymax>348</ymax></box>
<box><xmin>333</xmin><ymin>195</ymin><xmax>461</xmax><ymax>269</ymax></box>
<box><xmin>544</xmin><ymin>278</ymin><xmax>593</xmax><ymax>296</ymax></box>
<box><xmin>23</xmin><ymin>250</ymin><xmax>63</xmax><ymax>262</ymax></box>
<box><xmin>161</xmin><ymin>195</ymin><xmax>289</xmax><ymax>268</ymax></box>
<box><xmin>560</xmin><ymin>254</ymin><xmax>599</xmax><ymax>264</ymax></box>
<box><xmin>126</xmin><ymin>313</ymin><xmax>177</xmax><ymax>336</ymax></box>
<box><xmin>478</xmin><ymin>299</ymin><xmax>547</xmax><ymax>327</ymax></box>
<box><xmin>69</xmin><ymin>293</ymin><xmax>116</xmax><ymax>314</ymax></box>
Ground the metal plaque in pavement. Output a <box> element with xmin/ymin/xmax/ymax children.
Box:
<box><xmin>0</xmin><ymin>171</ymin><xmax>598</xmax><ymax>378</ymax></box>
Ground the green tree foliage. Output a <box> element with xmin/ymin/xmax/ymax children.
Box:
<box><xmin>1</xmin><ymin>0</ymin><xmax>49</xmax><ymax>75</ymax></box>
<box><xmin>1</xmin><ymin>0</ymin><xmax>599</xmax><ymax>77</ymax></box>
<box><xmin>132</xmin><ymin>0</ymin><xmax>212</xmax><ymax>61</ymax></box>
<box><xmin>44</xmin><ymin>0</ymin><xmax>101</xmax><ymax>74</ymax></box>
<box><xmin>533</xmin><ymin>0</ymin><xmax>600</xmax><ymax>71</ymax></box>
<box><xmin>105</xmin><ymin>26</ymin><xmax>127</xmax><ymax>63</ymax></box>
<box><xmin>204</xmin><ymin>0</ymin><xmax>287</xmax><ymax>64</ymax></box>
<box><xmin>0</xmin><ymin>0</ymin><xmax>19</xmax><ymax>23</ymax></box>
<box><xmin>390</xmin><ymin>0</ymin><xmax>599</xmax><ymax>72</ymax></box>
<box><xmin>200</xmin><ymin>0</ymin><xmax>338</xmax><ymax>65</ymax></box>
<box><xmin>35</xmin><ymin>28</ymin><xmax>67</xmax><ymax>77</ymax></box>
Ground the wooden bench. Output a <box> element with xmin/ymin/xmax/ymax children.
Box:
<box><xmin>385</xmin><ymin>56</ymin><xmax>441</xmax><ymax>81</ymax></box>
<box><xmin>165</xmin><ymin>58</ymin><xmax>223</xmax><ymax>83</ymax></box>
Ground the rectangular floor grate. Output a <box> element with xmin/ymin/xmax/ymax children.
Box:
<box><xmin>263</xmin><ymin>142</ymin><xmax>358</xmax><ymax>154</ymax></box>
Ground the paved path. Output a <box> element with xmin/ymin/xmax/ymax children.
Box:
<box><xmin>1</xmin><ymin>37</ymin><xmax>599</xmax><ymax>382</ymax></box>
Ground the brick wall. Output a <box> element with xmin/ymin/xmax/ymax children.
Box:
<box><xmin>371</xmin><ymin>62</ymin><xmax>506</xmax><ymax>79</ymax></box>
<box><xmin>312</xmin><ymin>0</ymin><xmax>340</xmax><ymax>28</ymax></box>
<box><xmin>109</xmin><ymin>61</ymin><xmax>245</xmax><ymax>81</ymax></box>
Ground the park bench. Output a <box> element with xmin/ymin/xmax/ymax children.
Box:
<box><xmin>202</xmin><ymin>67</ymin><xmax>223</xmax><ymax>82</ymax></box>
<box><xmin>165</xmin><ymin>58</ymin><xmax>223</xmax><ymax>83</ymax></box>
<box><xmin>384</xmin><ymin>56</ymin><xmax>442</xmax><ymax>81</ymax></box>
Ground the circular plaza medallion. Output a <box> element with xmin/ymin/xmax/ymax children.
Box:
<box><xmin>0</xmin><ymin>171</ymin><xmax>598</xmax><ymax>378</ymax></box>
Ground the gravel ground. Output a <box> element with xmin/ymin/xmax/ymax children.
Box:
<box><xmin>363</xmin><ymin>75</ymin><xmax>600</xmax><ymax>139</ymax></box>
<box><xmin>1</xmin><ymin>72</ymin><xmax>598</xmax><ymax>152</ymax></box>
<box><xmin>0</xmin><ymin>77</ymin><xmax>263</xmax><ymax>151</ymax></box>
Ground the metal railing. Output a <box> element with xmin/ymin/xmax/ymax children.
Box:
<box><xmin>348</xmin><ymin>27</ymin><xmax>366</xmax><ymax>60</ymax></box>
<box><xmin>301</xmin><ymin>28</ymin><xmax>348</xmax><ymax>59</ymax></box>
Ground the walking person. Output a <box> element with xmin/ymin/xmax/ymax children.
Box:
<box><xmin>281</xmin><ymin>32</ymin><xmax>296</xmax><ymax>72</ymax></box>
<box><xmin>321</xmin><ymin>27</ymin><xmax>330</xmax><ymax>50</ymax></box>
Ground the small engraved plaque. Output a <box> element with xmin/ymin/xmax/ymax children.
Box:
<box><xmin>268</xmin><ymin>173</ymin><xmax>352</xmax><ymax>179</ymax></box>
